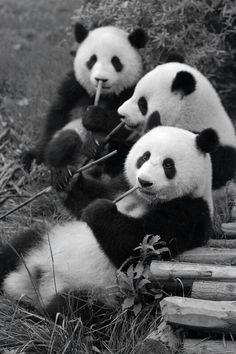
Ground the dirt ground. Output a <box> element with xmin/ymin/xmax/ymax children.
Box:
<box><xmin>0</xmin><ymin>0</ymin><xmax>85</xmax><ymax>237</ymax></box>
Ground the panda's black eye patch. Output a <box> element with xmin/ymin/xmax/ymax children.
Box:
<box><xmin>163</xmin><ymin>158</ymin><xmax>176</xmax><ymax>179</ymax></box>
<box><xmin>86</xmin><ymin>54</ymin><xmax>97</xmax><ymax>70</ymax></box>
<box><xmin>136</xmin><ymin>151</ymin><xmax>151</xmax><ymax>169</ymax></box>
<box><xmin>111</xmin><ymin>56</ymin><xmax>123</xmax><ymax>72</ymax></box>
<box><xmin>138</xmin><ymin>96</ymin><xmax>148</xmax><ymax>116</ymax></box>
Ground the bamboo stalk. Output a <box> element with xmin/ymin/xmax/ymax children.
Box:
<box><xmin>75</xmin><ymin>149</ymin><xmax>117</xmax><ymax>173</ymax></box>
<box><xmin>0</xmin><ymin>186</ymin><xmax>52</xmax><ymax>220</ymax></box>
<box><xmin>0</xmin><ymin>150</ymin><xmax>117</xmax><ymax>220</ymax></box>
<box><xmin>113</xmin><ymin>186</ymin><xmax>139</xmax><ymax>203</ymax></box>
<box><xmin>94</xmin><ymin>80</ymin><xmax>103</xmax><ymax>106</ymax></box>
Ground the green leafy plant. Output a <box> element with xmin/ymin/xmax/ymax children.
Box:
<box><xmin>116</xmin><ymin>235</ymin><xmax>170</xmax><ymax>315</ymax></box>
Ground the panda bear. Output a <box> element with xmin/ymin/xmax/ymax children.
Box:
<box><xmin>22</xmin><ymin>23</ymin><xmax>147</xmax><ymax>177</ymax></box>
<box><xmin>0</xmin><ymin>126</ymin><xmax>218</xmax><ymax>321</ymax></box>
<box><xmin>118</xmin><ymin>62</ymin><xmax>236</xmax><ymax>189</ymax></box>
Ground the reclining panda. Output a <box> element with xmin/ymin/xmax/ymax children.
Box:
<box><xmin>0</xmin><ymin>126</ymin><xmax>219</xmax><ymax>321</ymax></box>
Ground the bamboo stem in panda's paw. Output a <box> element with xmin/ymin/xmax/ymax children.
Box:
<box><xmin>0</xmin><ymin>150</ymin><xmax>118</xmax><ymax>220</ymax></box>
<box><xmin>94</xmin><ymin>80</ymin><xmax>103</xmax><ymax>106</ymax></box>
<box><xmin>113</xmin><ymin>186</ymin><xmax>139</xmax><ymax>203</ymax></box>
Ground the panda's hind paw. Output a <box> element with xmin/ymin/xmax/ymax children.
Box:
<box><xmin>21</xmin><ymin>149</ymin><xmax>35</xmax><ymax>172</ymax></box>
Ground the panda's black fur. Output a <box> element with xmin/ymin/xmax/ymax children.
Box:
<box><xmin>22</xmin><ymin>23</ymin><xmax>147</xmax><ymax>177</ymax></box>
<box><xmin>0</xmin><ymin>126</ymin><xmax>218</xmax><ymax>323</ymax></box>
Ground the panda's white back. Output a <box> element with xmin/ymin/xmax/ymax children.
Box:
<box><xmin>3</xmin><ymin>221</ymin><xmax>116</xmax><ymax>308</ymax></box>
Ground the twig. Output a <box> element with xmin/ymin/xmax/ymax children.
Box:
<box><xmin>75</xmin><ymin>149</ymin><xmax>116</xmax><ymax>174</ymax></box>
<box><xmin>0</xmin><ymin>150</ymin><xmax>117</xmax><ymax>220</ymax></box>
<box><xmin>94</xmin><ymin>80</ymin><xmax>103</xmax><ymax>106</ymax></box>
<box><xmin>0</xmin><ymin>186</ymin><xmax>52</xmax><ymax>220</ymax></box>
<box><xmin>113</xmin><ymin>186</ymin><xmax>139</xmax><ymax>203</ymax></box>
<box><xmin>103</xmin><ymin>121</ymin><xmax>125</xmax><ymax>145</ymax></box>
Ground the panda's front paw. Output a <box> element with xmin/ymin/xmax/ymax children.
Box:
<box><xmin>83</xmin><ymin>106</ymin><xmax>108</xmax><ymax>132</ymax></box>
<box><xmin>81</xmin><ymin>131</ymin><xmax>100</xmax><ymax>159</ymax></box>
<box><xmin>45</xmin><ymin>130</ymin><xmax>83</xmax><ymax>168</ymax></box>
<box><xmin>81</xmin><ymin>198</ymin><xmax>117</xmax><ymax>224</ymax></box>
<box><xmin>51</xmin><ymin>166</ymin><xmax>77</xmax><ymax>192</ymax></box>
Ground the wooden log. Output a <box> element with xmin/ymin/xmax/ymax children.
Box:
<box><xmin>176</xmin><ymin>247</ymin><xmax>236</xmax><ymax>265</ymax></box>
<box><xmin>145</xmin><ymin>320</ymin><xmax>181</xmax><ymax>354</ymax></box>
<box><xmin>183</xmin><ymin>338</ymin><xmax>236</xmax><ymax>354</ymax></box>
<box><xmin>191</xmin><ymin>281</ymin><xmax>236</xmax><ymax>301</ymax></box>
<box><xmin>221</xmin><ymin>222</ymin><xmax>236</xmax><ymax>238</ymax></box>
<box><xmin>150</xmin><ymin>261</ymin><xmax>236</xmax><ymax>284</ymax></box>
<box><xmin>161</xmin><ymin>296</ymin><xmax>236</xmax><ymax>332</ymax></box>
<box><xmin>207</xmin><ymin>238</ymin><xmax>236</xmax><ymax>248</ymax></box>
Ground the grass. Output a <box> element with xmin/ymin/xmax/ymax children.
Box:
<box><xmin>0</xmin><ymin>0</ymin><xmax>236</xmax><ymax>352</ymax></box>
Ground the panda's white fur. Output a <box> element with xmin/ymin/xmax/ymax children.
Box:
<box><xmin>74</xmin><ymin>26</ymin><xmax>143</xmax><ymax>96</ymax></box>
<box><xmin>118</xmin><ymin>62</ymin><xmax>236</xmax><ymax>147</ymax></box>
<box><xmin>3</xmin><ymin>221</ymin><xmax>117</xmax><ymax>309</ymax></box>
<box><xmin>2</xmin><ymin>126</ymin><xmax>215</xmax><ymax>315</ymax></box>
<box><xmin>125</xmin><ymin>126</ymin><xmax>214</xmax><ymax>215</ymax></box>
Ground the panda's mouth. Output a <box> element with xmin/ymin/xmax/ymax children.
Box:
<box><xmin>120</xmin><ymin>119</ymin><xmax>140</xmax><ymax>130</ymax></box>
<box><xmin>95</xmin><ymin>84</ymin><xmax>111</xmax><ymax>91</ymax></box>
<box><xmin>138</xmin><ymin>188</ymin><xmax>155</xmax><ymax>196</ymax></box>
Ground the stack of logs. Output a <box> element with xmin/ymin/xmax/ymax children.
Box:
<box><xmin>144</xmin><ymin>235</ymin><xmax>236</xmax><ymax>354</ymax></box>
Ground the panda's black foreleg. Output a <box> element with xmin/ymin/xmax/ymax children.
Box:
<box><xmin>44</xmin><ymin>129</ymin><xmax>84</xmax><ymax>169</ymax></box>
<box><xmin>55</xmin><ymin>173</ymin><xmax>126</xmax><ymax>219</ymax></box>
<box><xmin>0</xmin><ymin>229</ymin><xmax>43</xmax><ymax>287</ymax></box>
<box><xmin>22</xmin><ymin>71</ymin><xmax>88</xmax><ymax>171</ymax></box>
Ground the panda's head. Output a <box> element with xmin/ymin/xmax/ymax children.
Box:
<box><xmin>118</xmin><ymin>62</ymin><xmax>220</xmax><ymax>136</ymax></box>
<box><xmin>73</xmin><ymin>23</ymin><xmax>147</xmax><ymax>96</ymax></box>
<box><xmin>125</xmin><ymin>126</ymin><xmax>219</xmax><ymax>215</ymax></box>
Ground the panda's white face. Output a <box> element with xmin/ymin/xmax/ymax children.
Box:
<box><xmin>118</xmin><ymin>62</ymin><xmax>236</xmax><ymax>146</ymax></box>
<box><xmin>74</xmin><ymin>27</ymin><xmax>143</xmax><ymax>96</ymax></box>
<box><xmin>125</xmin><ymin>126</ymin><xmax>213</xmax><ymax>211</ymax></box>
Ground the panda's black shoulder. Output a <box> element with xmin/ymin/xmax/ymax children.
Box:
<box><xmin>152</xmin><ymin>196</ymin><xmax>210</xmax><ymax>220</ymax></box>
<box><xmin>109</xmin><ymin>86</ymin><xmax>136</xmax><ymax>106</ymax></box>
<box><xmin>57</xmin><ymin>70</ymin><xmax>89</xmax><ymax>97</ymax></box>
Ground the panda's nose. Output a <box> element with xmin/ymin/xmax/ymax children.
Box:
<box><xmin>95</xmin><ymin>78</ymin><xmax>108</xmax><ymax>83</ymax></box>
<box><xmin>138</xmin><ymin>177</ymin><xmax>153</xmax><ymax>188</ymax></box>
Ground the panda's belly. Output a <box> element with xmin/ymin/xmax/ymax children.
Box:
<box><xmin>61</xmin><ymin>118</ymin><xmax>88</xmax><ymax>142</ymax></box>
<box><xmin>116</xmin><ymin>194</ymin><xmax>148</xmax><ymax>218</ymax></box>
<box><xmin>3</xmin><ymin>221</ymin><xmax>116</xmax><ymax>306</ymax></box>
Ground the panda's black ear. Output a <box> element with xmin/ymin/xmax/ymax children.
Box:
<box><xmin>128</xmin><ymin>28</ymin><xmax>148</xmax><ymax>49</ymax></box>
<box><xmin>166</xmin><ymin>51</ymin><xmax>185</xmax><ymax>63</ymax></box>
<box><xmin>144</xmin><ymin>111</ymin><xmax>162</xmax><ymax>132</ymax></box>
<box><xmin>196</xmin><ymin>128</ymin><xmax>219</xmax><ymax>154</ymax></box>
<box><xmin>74</xmin><ymin>23</ymin><xmax>88</xmax><ymax>43</ymax></box>
<box><xmin>171</xmin><ymin>71</ymin><xmax>196</xmax><ymax>96</ymax></box>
